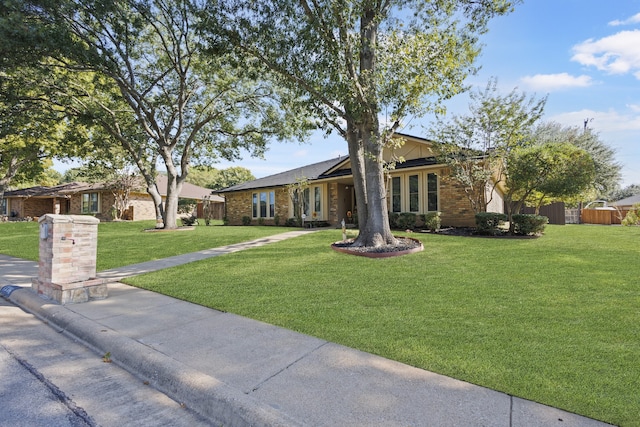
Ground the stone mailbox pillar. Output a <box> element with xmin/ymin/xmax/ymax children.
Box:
<box><xmin>32</xmin><ymin>214</ymin><xmax>108</xmax><ymax>304</ymax></box>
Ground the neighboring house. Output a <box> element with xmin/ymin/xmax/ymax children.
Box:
<box><xmin>611</xmin><ymin>194</ymin><xmax>640</xmax><ymax>209</ymax></box>
<box><xmin>2</xmin><ymin>176</ymin><xmax>223</xmax><ymax>221</ymax></box>
<box><xmin>218</xmin><ymin>133</ymin><xmax>503</xmax><ymax>228</ymax></box>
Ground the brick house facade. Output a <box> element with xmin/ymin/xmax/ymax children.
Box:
<box><xmin>219</xmin><ymin>134</ymin><xmax>503</xmax><ymax>228</ymax></box>
<box><xmin>2</xmin><ymin>177</ymin><xmax>221</xmax><ymax>222</ymax></box>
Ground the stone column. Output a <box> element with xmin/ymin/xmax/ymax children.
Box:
<box><xmin>32</xmin><ymin>214</ymin><xmax>108</xmax><ymax>304</ymax></box>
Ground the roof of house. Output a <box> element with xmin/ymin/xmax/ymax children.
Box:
<box><xmin>611</xmin><ymin>194</ymin><xmax>640</xmax><ymax>207</ymax></box>
<box><xmin>4</xmin><ymin>177</ymin><xmax>223</xmax><ymax>202</ymax></box>
<box><xmin>217</xmin><ymin>156</ymin><xmax>348</xmax><ymax>193</ymax></box>
<box><xmin>217</xmin><ymin>155</ymin><xmax>440</xmax><ymax>193</ymax></box>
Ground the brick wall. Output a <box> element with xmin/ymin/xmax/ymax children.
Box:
<box><xmin>224</xmin><ymin>188</ymin><xmax>291</xmax><ymax>225</ymax></box>
<box><xmin>438</xmin><ymin>175</ymin><xmax>476</xmax><ymax>227</ymax></box>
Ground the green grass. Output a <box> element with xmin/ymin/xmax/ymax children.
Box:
<box><xmin>1</xmin><ymin>221</ymin><xmax>639</xmax><ymax>425</ymax></box>
<box><xmin>123</xmin><ymin>225</ymin><xmax>640</xmax><ymax>427</ymax></box>
<box><xmin>0</xmin><ymin>220</ymin><xmax>297</xmax><ymax>271</ymax></box>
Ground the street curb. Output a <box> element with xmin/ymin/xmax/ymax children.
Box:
<box><xmin>7</xmin><ymin>288</ymin><xmax>304</xmax><ymax>427</ymax></box>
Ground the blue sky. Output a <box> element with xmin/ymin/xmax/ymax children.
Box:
<box><xmin>213</xmin><ymin>0</ymin><xmax>640</xmax><ymax>189</ymax></box>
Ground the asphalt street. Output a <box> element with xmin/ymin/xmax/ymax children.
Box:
<box><xmin>0</xmin><ymin>297</ymin><xmax>211</xmax><ymax>427</ymax></box>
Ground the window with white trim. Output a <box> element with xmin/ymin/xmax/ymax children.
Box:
<box><xmin>0</xmin><ymin>197</ymin><xmax>7</xmax><ymax>216</ymax></box>
<box><xmin>252</xmin><ymin>190</ymin><xmax>275</xmax><ymax>218</ymax></box>
<box><xmin>81</xmin><ymin>193</ymin><xmax>100</xmax><ymax>214</ymax></box>
<box><xmin>302</xmin><ymin>185</ymin><xmax>323</xmax><ymax>219</ymax></box>
<box><xmin>409</xmin><ymin>174</ymin><xmax>420</xmax><ymax>212</ymax></box>
<box><xmin>427</xmin><ymin>173</ymin><xmax>438</xmax><ymax>211</ymax></box>
<box><xmin>391</xmin><ymin>176</ymin><xmax>401</xmax><ymax>213</ymax></box>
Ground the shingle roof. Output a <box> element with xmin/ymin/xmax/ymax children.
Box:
<box><xmin>3</xmin><ymin>182</ymin><xmax>105</xmax><ymax>198</ymax></box>
<box><xmin>217</xmin><ymin>157</ymin><xmax>348</xmax><ymax>192</ymax></box>
<box><xmin>612</xmin><ymin>194</ymin><xmax>640</xmax><ymax>207</ymax></box>
<box><xmin>4</xmin><ymin>177</ymin><xmax>222</xmax><ymax>202</ymax></box>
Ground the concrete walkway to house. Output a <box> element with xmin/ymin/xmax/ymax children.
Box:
<box><xmin>0</xmin><ymin>231</ymin><xmax>612</xmax><ymax>426</ymax></box>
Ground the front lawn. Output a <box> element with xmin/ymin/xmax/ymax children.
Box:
<box><xmin>124</xmin><ymin>225</ymin><xmax>640</xmax><ymax>426</ymax></box>
<box><xmin>0</xmin><ymin>220</ymin><xmax>296</xmax><ymax>271</ymax></box>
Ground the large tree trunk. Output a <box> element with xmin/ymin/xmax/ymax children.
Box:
<box><xmin>355</xmin><ymin>124</ymin><xmax>397</xmax><ymax>247</ymax></box>
<box><xmin>346</xmin><ymin>121</ymin><xmax>368</xmax><ymax>232</ymax></box>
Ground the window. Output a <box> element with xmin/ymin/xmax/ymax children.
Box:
<box><xmin>391</xmin><ymin>176</ymin><xmax>401</xmax><ymax>213</ymax></box>
<box><xmin>427</xmin><ymin>173</ymin><xmax>438</xmax><ymax>211</ymax></box>
<box><xmin>299</xmin><ymin>185</ymin><xmax>323</xmax><ymax>219</ymax></box>
<box><xmin>82</xmin><ymin>193</ymin><xmax>99</xmax><ymax>214</ymax></box>
<box><xmin>0</xmin><ymin>197</ymin><xmax>6</xmax><ymax>216</ymax></box>
<box><xmin>409</xmin><ymin>174</ymin><xmax>419</xmax><ymax>212</ymax></box>
<box><xmin>252</xmin><ymin>190</ymin><xmax>275</xmax><ymax>218</ymax></box>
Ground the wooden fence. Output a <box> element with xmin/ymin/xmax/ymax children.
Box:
<box><xmin>511</xmin><ymin>202</ymin><xmax>566</xmax><ymax>225</ymax></box>
<box><xmin>581</xmin><ymin>209</ymin><xmax>629</xmax><ymax>225</ymax></box>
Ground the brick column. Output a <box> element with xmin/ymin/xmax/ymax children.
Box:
<box><xmin>32</xmin><ymin>214</ymin><xmax>108</xmax><ymax>304</ymax></box>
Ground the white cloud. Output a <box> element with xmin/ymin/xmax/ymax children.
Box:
<box><xmin>293</xmin><ymin>149</ymin><xmax>308</xmax><ymax>158</ymax></box>
<box><xmin>520</xmin><ymin>73</ymin><xmax>594</xmax><ymax>91</ymax></box>
<box><xmin>549</xmin><ymin>108</ymin><xmax>640</xmax><ymax>133</ymax></box>
<box><xmin>609</xmin><ymin>12</ymin><xmax>640</xmax><ymax>26</ymax></box>
<box><xmin>572</xmin><ymin>30</ymin><xmax>640</xmax><ymax>78</ymax></box>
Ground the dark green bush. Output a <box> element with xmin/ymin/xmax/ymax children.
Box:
<box><xmin>389</xmin><ymin>212</ymin><xmax>417</xmax><ymax>230</ymax></box>
<box><xmin>284</xmin><ymin>217</ymin><xmax>298</xmax><ymax>227</ymax></box>
<box><xmin>421</xmin><ymin>212</ymin><xmax>441</xmax><ymax>232</ymax></box>
<box><xmin>242</xmin><ymin>216</ymin><xmax>252</xmax><ymax>226</ymax></box>
<box><xmin>475</xmin><ymin>212</ymin><xmax>507</xmax><ymax>235</ymax></box>
<box><xmin>512</xmin><ymin>214</ymin><xmax>548</xmax><ymax>235</ymax></box>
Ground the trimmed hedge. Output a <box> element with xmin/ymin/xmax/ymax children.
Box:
<box><xmin>512</xmin><ymin>214</ymin><xmax>548</xmax><ymax>235</ymax></box>
<box><xmin>475</xmin><ymin>212</ymin><xmax>507</xmax><ymax>235</ymax></box>
<box><xmin>389</xmin><ymin>212</ymin><xmax>417</xmax><ymax>230</ymax></box>
<box><xmin>421</xmin><ymin>212</ymin><xmax>441</xmax><ymax>232</ymax></box>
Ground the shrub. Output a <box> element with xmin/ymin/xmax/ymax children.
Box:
<box><xmin>421</xmin><ymin>212</ymin><xmax>441</xmax><ymax>232</ymax></box>
<box><xmin>621</xmin><ymin>203</ymin><xmax>640</xmax><ymax>226</ymax></box>
<box><xmin>223</xmin><ymin>216</ymin><xmax>229</xmax><ymax>226</ymax></box>
<box><xmin>512</xmin><ymin>214</ymin><xmax>548</xmax><ymax>235</ymax></box>
<box><xmin>274</xmin><ymin>215</ymin><xmax>280</xmax><ymax>226</ymax></box>
<box><xmin>389</xmin><ymin>212</ymin><xmax>417</xmax><ymax>230</ymax></box>
<box><xmin>475</xmin><ymin>212</ymin><xmax>507</xmax><ymax>235</ymax></box>
<box><xmin>242</xmin><ymin>216</ymin><xmax>252</xmax><ymax>226</ymax></box>
<box><xmin>284</xmin><ymin>217</ymin><xmax>298</xmax><ymax>227</ymax></box>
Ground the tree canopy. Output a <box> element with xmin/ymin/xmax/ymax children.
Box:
<box><xmin>207</xmin><ymin>0</ymin><xmax>519</xmax><ymax>247</ymax></box>
<box><xmin>431</xmin><ymin>78</ymin><xmax>547</xmax><ymax>213</ymax></box>
<box><xmin>5</xmin><ymin>0</ymin><xmax>310</xmax><ymax>228</ymax></box>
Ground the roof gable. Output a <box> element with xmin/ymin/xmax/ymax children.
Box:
<box><xmin>218</xmin><ymin>157</ymin><xmax>347</xmax><ymax>192</ymax></box>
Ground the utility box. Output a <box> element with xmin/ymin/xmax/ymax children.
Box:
<box><xmin>32</xmin><ymin>214</ymin><xmax>107</xmax><ymax>304</ymax></box>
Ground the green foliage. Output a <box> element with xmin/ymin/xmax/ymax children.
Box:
<box><xmin>284</xmin><ymin>217</ymin><xmax>298</xmax><ymax>227</ymax></box>
<box><xmin>432</xmin><ymin>78</ymin><xmax>547</xmax><ymax>213</ymax></box>
<box><xmin>125</xmin><ymin>225</ymin><xmax>640</xmax><ymax>426</ymax></box>
<box><xmin>421</xmin><ymin>212</ymin><xmax>442</xmax><ymax>232</ymax></box>
<box><xmin>208</xmin><ymin>0</ymin><xmax>519</xmax><ymax>245</ymax></box>
<box><xmin>389</xmin><ymin>212</ymin><xmax>417</xmax><ymax>230</ymax></box>
<box><xmin>177</xmin><ymin>198</ymin><xmax>197</xmax><ymax>215</ymax></box>
<box><xmin>621</xmin><ymin>203</ymin><xmax>640</xmax><ymax>226</ymax></box>
<box><xmin>531</xmin><ymin>122</ymin><xmax>621</xmax><ymax>200</ymax></box>
<box><xmin>242</xmin><ymin>216</ymin><xmax>252</xmax><ymax>226</ymax></box>
<box><xmin>609</xmin><ymin>184</ymin><xmax>640</xmax><ymax>202</ymax></box>
<box><xmin>475</xmin><ymin>212</ymin><xmax>507</xmax><ymax>235</ymax></box>
<box><xmin>187</xmin><ymin>165</ymin><xmax>255</xmax><ymax>190</ymax></box>
<box><xmin>511</xmin><ymin>214</ymin><xmax>548</xmax><ymax>235</ymax></box>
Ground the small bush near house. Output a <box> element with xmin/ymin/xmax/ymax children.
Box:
<box><xmin>178</xmin><ymin>198</ymin><xmax>198</xmax><ymax>214</ymax></box>
<box><xmin>257</xmin><ymin>217</ymin><xmax>265</xmax><ymax>226</ymax></box>
<box><xmin>475</xmin><ymin>212</ymin><xmax>507</xmax><ymax>235</ymax></box>
<box><xmin>389</xmin><ymin>212</ymin><xmax>417</xmax><ymax>230</ymax></box>
<box><xmin>274</xmin><ymin>215</ymin><xmax>280</xmax><ymax>226</ymax></box>
<box><xmin>421</xmin><ymin>212</ymin><xmax>441</xmax><ymax>232</ymax></box>
<box><xmin>284</xmin><ymin>217</ymin><xmax>298</xmax><ymax>227</ymax></box>
<box><xmin>512</xmin><ymin>214</ymin><xmax>548</xmax><ymax>235</ymax></box>
<box><xmin>242</xmin><ymin>216</ymin><xmax>252</xmax><ymax>226</ymax></box>
<box><xmin>621</xmin><ymin>203</ymin><xmax>640</xmax><ymax>226</ymax></box>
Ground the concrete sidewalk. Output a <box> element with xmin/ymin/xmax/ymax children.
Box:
<box><xmin>0</xmin><ymin>232</ymin><xmax>612</xmax><ymax>426</ymax></box>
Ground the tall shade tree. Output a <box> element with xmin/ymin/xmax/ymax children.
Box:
<box><xmin>21</xmin><ymin>0</ymin><xmax>308</xmax><ymax>228</ymax></box>
<box><xmin>529</xmin><ymin>122</ymin><xmax>621</xmax><ymax>201</ymax></box>
<box><xmin>431</xmin><ymin>78</ymin><xmax>546</xmax><ymax>213</ymax></box>
<box><xmin>505</xmin><ymin>142</ymin><xmax>595</xmax><ymax>233</ymax></box>
<box><xmin>206</xmin><ymin>0</ymin><xmax>519</xmax><ymax>247</ymax></box>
